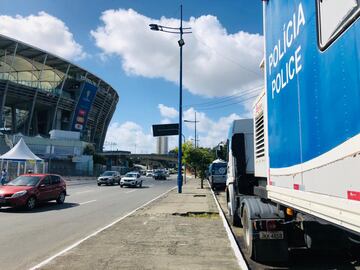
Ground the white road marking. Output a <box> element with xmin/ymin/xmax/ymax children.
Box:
<box><xmin>79</xmin><ymin>200</ymin><xmax>97</xmax><ymax>205</ymax></box>
<box><xmin>75</xmin><ymin>190</ymin><xmax>94</xmax><ymax>195</ymax></box>
<box><xmin>125</xmin><ymin>189</ymin><xmax>137</xmax><ymax>194</ymax></box>
<box><xmin>28</xmin><ymin>185</ymin><xmax>177</xmax><ymax>270</ymax></box>
<box><xmin>208</xmin><ymin>181</ymin><xmax>249</xmax><ymax>270</ymax></box>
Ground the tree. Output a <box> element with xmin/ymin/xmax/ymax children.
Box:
<box><xmin>83</xmin><ymin>144</ymin><xmax>106</xmax><ymax>165</ymax></box>
<box><xmin>212</xmin><ymin>141</ymin><xmax>228</xmax><ymax>161</ymax></box>
<box><xmin>183</xmin><ymin>144</ymin><xmax>214</xmax><ymax>188</ymax></box>
<box><xmin>169</xmin><ymin>142</ymin><xmax>215</xmax><ymax>187</ymax></box>
<box><xmin>83</xmin><ymin>144</ymin><xmax>96</xmax><ymax>155</ymax></box>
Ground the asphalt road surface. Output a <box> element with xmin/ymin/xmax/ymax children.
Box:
<box><xmin>0</xmin><ymin>175</ymin><xmax>176</xmax><ymax>270</ymax></box>
<box><xmin>214</xmin><ymin>188</ymin><xmax>360</xmax><ymax>270</ymax></box>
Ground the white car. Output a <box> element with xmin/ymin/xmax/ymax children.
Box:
<box><xmin>120</xmin><ymin>172</ymin><xmax>142</xmax><ymax>188</ymax></box>
<box><xmin>97</xmin><ymin>171</ymin><xmax>121</xmax><ymax>186</ymax></box>
<box><xmin>145</xmin><ymin>170</ymin><xmax>153</xmax><ymax>177</ymax></box>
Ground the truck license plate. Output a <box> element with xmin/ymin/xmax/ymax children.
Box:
<box><xmin>259</xmin><ymin>231</ymin><xmax>284</xmax><ymax>240</ymax></box>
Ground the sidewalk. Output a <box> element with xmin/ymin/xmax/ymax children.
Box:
<box><xmin>38</xmin><ymin>179</ymin><xmax>242</xmax><ymax>270</ymax></box>
<box><xmin>65</xmin><ymin>176</ymin><xmax>97</xmax><ymax>186</ymax></box>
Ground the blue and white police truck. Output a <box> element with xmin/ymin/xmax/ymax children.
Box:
<box><xmin>208</xmin><ymin>159</ymin><xmax>227</xmax><ymax>190</ymax></box>
<box><xmin>226</xmin><ymin>0</ymin><xmax>360</xmax><ymax>262</ymax></box>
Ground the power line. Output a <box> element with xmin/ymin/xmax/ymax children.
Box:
<box><xmin>184</xmin><ymin>84</ymin><xmax>263</xmax><ymax>109</ymax></box>
<box><xmin>191</xmin><ymin>31</ymin><xmax>261</xmax><ymax>76</ymax></box>
<box><xmin>196</xmin><ymin>94</ymin><xmax>259</xmax><ymax>111</ymax></box>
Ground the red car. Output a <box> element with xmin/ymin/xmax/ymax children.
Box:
<box><xmin>0</xmin><ymin>174</ymin><xmax>67</xmax><ymax>210</ymax></box>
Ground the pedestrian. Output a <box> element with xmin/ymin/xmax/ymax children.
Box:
<box><xmin>1</xmin><ymin>168</ymin><xmax>7</xmax><ymax>185</ymax></box>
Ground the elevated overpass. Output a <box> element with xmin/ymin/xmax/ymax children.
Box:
<box><xmin>99</xmin><ymin>151</ymin><xmax>177</xmax><ymax>168</ymax></box>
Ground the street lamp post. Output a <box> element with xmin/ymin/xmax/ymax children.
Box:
<box><xmin>149</xmin><ymin>5</ymin><xmax>191</xmax><ymax>193</ymax></box>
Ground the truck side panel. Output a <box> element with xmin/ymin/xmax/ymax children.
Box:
<box><xmin>264</xmin><ymin>0</ymin><xmax>360</xmax><ymax>233</ymax></box>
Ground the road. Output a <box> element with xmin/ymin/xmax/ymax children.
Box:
<box><xmin>214</xmin><ymin>189</ymin><xmax>360</xmax><ymax>270</ymax></box>
<box><xmin>0</xmin><ymin>175</ymin><xmax>176</xmax><ymax>270</ymax></box>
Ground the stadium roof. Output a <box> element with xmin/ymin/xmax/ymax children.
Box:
<box><xmin>0</xmin><ymin>33</ymin><xmax>117</xmax><ymax>96</ymax></box>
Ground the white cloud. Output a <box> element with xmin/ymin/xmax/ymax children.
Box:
<box><xmin>184</xmin><ymin>108</ymin><xmax>241</xmax><ymax>148</ymax></box>
<box><xmin>105</xmin><ymin>108</ymin><xmax>240</xmax><ymax>153</ymax></box>
<box><xmin>158</xmin><ymin>104</ymin><xmax>178</xmax><ymax>119</ymax></box>
<box><xmin>105</xmin><ymin>121</ymin><xmax>154</xmax><ymax>153</ymax></box>
<box><xmin>0</xmin><ymin>12</ymin><xmax>86</xmax><ymax>60</ymax></box>
<box><xmin>91</xmin><ymin>9</ymin><xmax>263</xmax><ymax>98</ymax></box>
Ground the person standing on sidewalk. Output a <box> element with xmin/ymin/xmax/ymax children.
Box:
<box><xmin>1</xmin><ymin>168</ymin><xmax>7</xmax><ymax>185</ymax></box>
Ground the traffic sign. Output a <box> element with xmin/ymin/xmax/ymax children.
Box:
<box><xmin>152</xmin><ymin>123</ymin><xmax>179</xmax><ymax>136</ymax></box>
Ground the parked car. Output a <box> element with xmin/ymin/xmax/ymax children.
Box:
<box><xmin>145</xmin><ymin>170</ymin><xmax>154</xmax><ymax>177</ymax></box>
<box><xmin>0</xmin><ymin>174</ymin><xmax>67</xmax><ymax>210</ymax></box>
<box><xmin>97</xmin><ymin>171</ymin><xmax>121</xmax><ymax>186</ymax></box>
<box><xmin>120</xmin><ymin>172</ymin><xmax>142</xmax><ymax>188</ymax></box>
<box><xmin>153</xmin><ymin>170</ymin><xmax>167</xmax><ymax>180</ymax></box>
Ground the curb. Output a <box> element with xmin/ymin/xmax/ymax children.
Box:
<box><xmin>208</xmin><ymin>181</ymin><xmax>249</xmax><ymax>270</ymax></box>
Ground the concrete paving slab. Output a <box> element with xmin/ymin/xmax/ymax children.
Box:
<box><xmin>38</xmin><ymin>179</ymin><xmax>241</xmax><ymax>270</ymax></box>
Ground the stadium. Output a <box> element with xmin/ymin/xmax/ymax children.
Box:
<box><xmin>0</xmin><ymin>34</ymin><xmax>119</xmax><ymax>175</ymax></box>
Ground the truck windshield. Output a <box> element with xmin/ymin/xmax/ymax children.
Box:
<box><xmin>211</xmin><ymin>164</ymin><xmax>227</xmax><ymax>175</ymax></box>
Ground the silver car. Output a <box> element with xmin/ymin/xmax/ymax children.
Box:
<box><xmin>120</xmin><ymin>172</ymin><xmax>142</xmax><ymax>188</ymax></box>
<box><xmin>97</xmin><ymin>171</ymin><xmax>121</xmax><ymax>186</ymax></box>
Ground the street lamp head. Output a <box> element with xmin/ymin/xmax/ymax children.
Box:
<box><xmin>178</xmin><ymin>38</ymin><xmax>185</xmax><ymax>47</ymax></box>
<box><xmin>149</xmin><ymin>24</ymin><xmax>160</xmax><ymax>31</ymax></box>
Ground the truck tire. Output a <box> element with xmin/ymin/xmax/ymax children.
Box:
<box><xmin>230</xmin><ymin>210</ymin><xmax>241</xmax><ymax>227</ymax></box>
<box><xmin>242</xmin><ymin>205</ymin><xmax>255</xmax><ymax>258</ymax></box>
<box><xmin>241</xmin><ymin>198</ymin><xmax>289</xmax><ymax>262</ymax></box>
<box><xmin>211</xmin><ymin>181</ymin><xmax>216</xmax><ymax>191</ymax></box>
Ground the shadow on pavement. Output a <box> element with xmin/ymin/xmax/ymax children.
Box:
<box><xmin>120</xmin><ymin>186</ymin><xmax>150</xmax><ymax>189</ymax></box>
<box><xmin>0</xmin><ymin>202</ymin><xmax>79</xmax><ymax>213</ymax></box>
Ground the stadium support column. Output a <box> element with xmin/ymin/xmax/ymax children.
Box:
<box><xmin>11</xmin><ymin>106</ymin><xmax>16</xmax><ymax>133</ymax></box>
<box><xmin>92</xmin><ymin>85</ymin><xmax>109</xmax><ymax>143</ymax></box>
<box><xmin>99</xmin><ymin>94</ymin><xmax>117</xmax><ymax>151</ymax></box>
<box><xmin>0</xmin><ymin>43</ymin><xmax>18</xmax><ymax>129</ymax></box>
<box><xmin>27</xmin><ymin>54</ymin><xmax>48</xmax><ymax>135</ymax></box>
<box><xmin>52</xmin><ymin>63</ymin><xmax>71</xmax><ymax>130</ymax></box>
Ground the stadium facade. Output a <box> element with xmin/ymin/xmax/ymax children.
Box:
<box><xmin>0</xmin><ymin>34</ymin><xmax>118</xmax><ymax>176</ymax></box>
<box><xmin>0</xmin><ymin>34</ymin><xmax>118</xmax><ymax>151</ymax></box>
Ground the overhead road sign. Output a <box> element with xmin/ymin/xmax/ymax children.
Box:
<box><xmin>152</xmin><ymin>124</ymin><xmax>179</xmax><ymax>137</ymax></box>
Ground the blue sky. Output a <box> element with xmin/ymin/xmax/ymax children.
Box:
<box><xmin>0</xmin><ymin>0</ymin><xmax>264</xmax><ymax>153</ymax></box>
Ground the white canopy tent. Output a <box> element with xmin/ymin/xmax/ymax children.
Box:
<box><xmin>0</xmin><ymin>138</ymin><xmax>45</xmax><ymax>180</ymax></box>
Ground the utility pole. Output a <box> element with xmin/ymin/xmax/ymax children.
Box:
<box><xmin>184</xmin><ymin>111</ymin><xmax>200</xmax><ymax>148</ymax></box>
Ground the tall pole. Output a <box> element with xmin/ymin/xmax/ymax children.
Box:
<box><xmin>149</xmin><ymin>5</ymin><xmax>191</xmax><ymax>193</ymax></box>
<box><xmin>194</xmin><ymin>112</ymin><xmax>197</xmax><ymax>148</ymax></box>
<box><xmin>177</xmin><ymin>4</ymin><xmax>183</xmax><ymax>193</ymax></box>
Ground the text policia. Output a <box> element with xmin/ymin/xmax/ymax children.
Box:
<box><xmin>268</xmin><ymin>3</ymin><xmax>305</xmax><ymax>99</ymax></box>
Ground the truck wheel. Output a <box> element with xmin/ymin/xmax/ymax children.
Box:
<box><xmin>242</xmin><ymin>205</ymin><xmax>255</xmax><ymax>258</ymax></box>
<box><xmin>230</xmin><ymin>208</ymin><xmax>241</xmax><ymax>227</ymax></box>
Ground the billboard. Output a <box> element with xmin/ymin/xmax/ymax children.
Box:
<box><xmin>71</xmin><ymin>82</ymin><xmax>98</xmax><ymax>132</ymax></box>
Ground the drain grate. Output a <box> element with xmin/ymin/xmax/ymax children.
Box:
<box><xmin>172</xmin><ymin>211</ymin><xmax>219</xmax><ymax>218</ymax></box>
<box><xmin>193</xmin><ymin>194</ymin><xmax>206</xmax><ymax>197</ymax></box>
